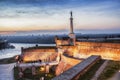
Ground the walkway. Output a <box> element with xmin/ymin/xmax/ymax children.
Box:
<box><xmin>108</xmin><ymin>70</ymin><xmax>120</xmax><ymax>80</ymax></box>
<box><xmin>0</xmin><ymin>63</ymin><xmax>15</xmax><ymax>80</ymax></box>
<box><xmin>18</xmin><ymin>61</ymin><xmax>59</xmax><ymax>68</ymax></box>
<box><xmin>91</xmin><ymin>60</ymin><xmax>109</xmax><ymax>80</ymax></box>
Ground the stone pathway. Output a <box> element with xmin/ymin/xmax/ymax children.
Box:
<box><xmin>0</xmin><ymin>63</ymin><xmax>15</xmax><ymax>80</ymax></box>
<box><xmin>108</xmin><ymin>70</ymin><xmax>120</xmax><ymax>80</ymax></box>
<box><xmin>91</xmin><ymin>60</ymin><xmax>109</xmax><ymax>80</ymax></box>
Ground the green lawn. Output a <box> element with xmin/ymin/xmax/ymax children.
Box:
<box><xmin>78</xmin><ymin>59</ymin><xmax>105</xmax><ymax>80</ymax></box>
<box><xmin>98</xmin><ymin>60</ymin><xmax>120</xmax><ymax>80</ymax></box>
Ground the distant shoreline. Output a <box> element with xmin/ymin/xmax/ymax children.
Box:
<box><xmin>1</xmin><ymin>33</ymin><xmax>120</xmax><ymax>43</ymax></box>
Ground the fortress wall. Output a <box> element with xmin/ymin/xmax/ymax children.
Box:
<box><xmin>56</xmin><ymin>40</ymin><xmax>70</xmax><ymax>46</ymax></box>
<box><xmin>76</xmin><ymin>42</ymin><xmax>120</xmax><ymax>48</ymax></box>
<box><xmin>23</xmin><ymin>48</ymin><xmax>56</xmax><ymax>52</ymax></box>
<box><xmin>22</xmin><ymin>41</ymin><xmax>120</xmax><ymax>62</ymax></box>
<box><xmin>74</xmin><ymin>42</ymin><xmax>120</xmax><ymax>60</ymax></box>
<box><xmin>55</xmin><ymin>55</ymin><xmax>82</xmax><ymax>76</ymax></box>
<box><xmin>52</xmin><ymin>55</ymin><xmax>101</xmax><ymax>80</ymax></box>
<box><xmin>61</xmin><ymin>55</ymin><xmax>82</xmax><ymax>66</ymax></box>
<box><xmin>22</xmin><ymin>48</ymin><xmax>57</xmax><ymax>62</ymax></box>
<box><xmin>61</xmin><ymin>46</ymin><xmax>77</xmax><ymax>56</ymax></box>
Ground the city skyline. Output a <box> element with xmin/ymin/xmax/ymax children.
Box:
<box><xmin>0</xmin><ymin>0</ymin><xmax>120</xmax><ymax>31</ymax></box>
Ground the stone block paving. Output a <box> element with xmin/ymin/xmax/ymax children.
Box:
<box><xmin>0</xmin><ymin>63</ymin><xmax>15</xmax><ymax>80</ymax></box>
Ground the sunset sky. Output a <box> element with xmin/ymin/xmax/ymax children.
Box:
<box><xmin>0</xmin><ymin>0</ymin><xmax>120</xmax><ymax>31</ymax></box>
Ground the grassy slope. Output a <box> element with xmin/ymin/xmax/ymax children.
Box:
<box><xmin>98</xmin><ymin>60</ymin><xmax>120</xmax><ymax>80</ymax></box>
<box><xmin>78</xmin><ymin>60</ymin><xmax>105</xmax><ymax>80</ymax></box>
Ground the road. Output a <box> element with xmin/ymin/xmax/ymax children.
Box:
<box><xmin>0</xmin><ymin>63</ymin><xmax>15</xmax><ymax>80</ymax></box>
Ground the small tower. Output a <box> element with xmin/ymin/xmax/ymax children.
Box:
<box><xmin>69</xmin><ymin>11</ymin><xmax>76</xmax><ymax>45</ymax></box>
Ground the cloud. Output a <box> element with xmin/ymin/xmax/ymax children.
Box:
<box><xmin>0</xmin><ymin>0</ymin><xmax>120</xmax><ymax>18</ymax></box>
<box><xmin>0</xmin><ymin>0</ymin><xmax>120</xmax><ymax>31</ymax></box>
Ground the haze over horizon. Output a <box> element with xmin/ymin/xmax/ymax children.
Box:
<box><xmin>0</xmin><ymin>0</ymin><xmax>120</xmax><ymax>32</ymax></box>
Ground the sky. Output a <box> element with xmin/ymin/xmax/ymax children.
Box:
<box><xmin>0</xmin><ymin>0</ymin><xmax>120</xmax><ymax>32</ymax></box>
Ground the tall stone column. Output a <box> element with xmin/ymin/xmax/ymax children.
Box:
<box><xmin>70</xmin><ymin>11</ymin><xmax>74</xmax><ymax>34</ymax></box>
<box><xmin>69</xmin><ymin>11</ymin><xmax>76</xmax><ymax>45</ymax></box>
